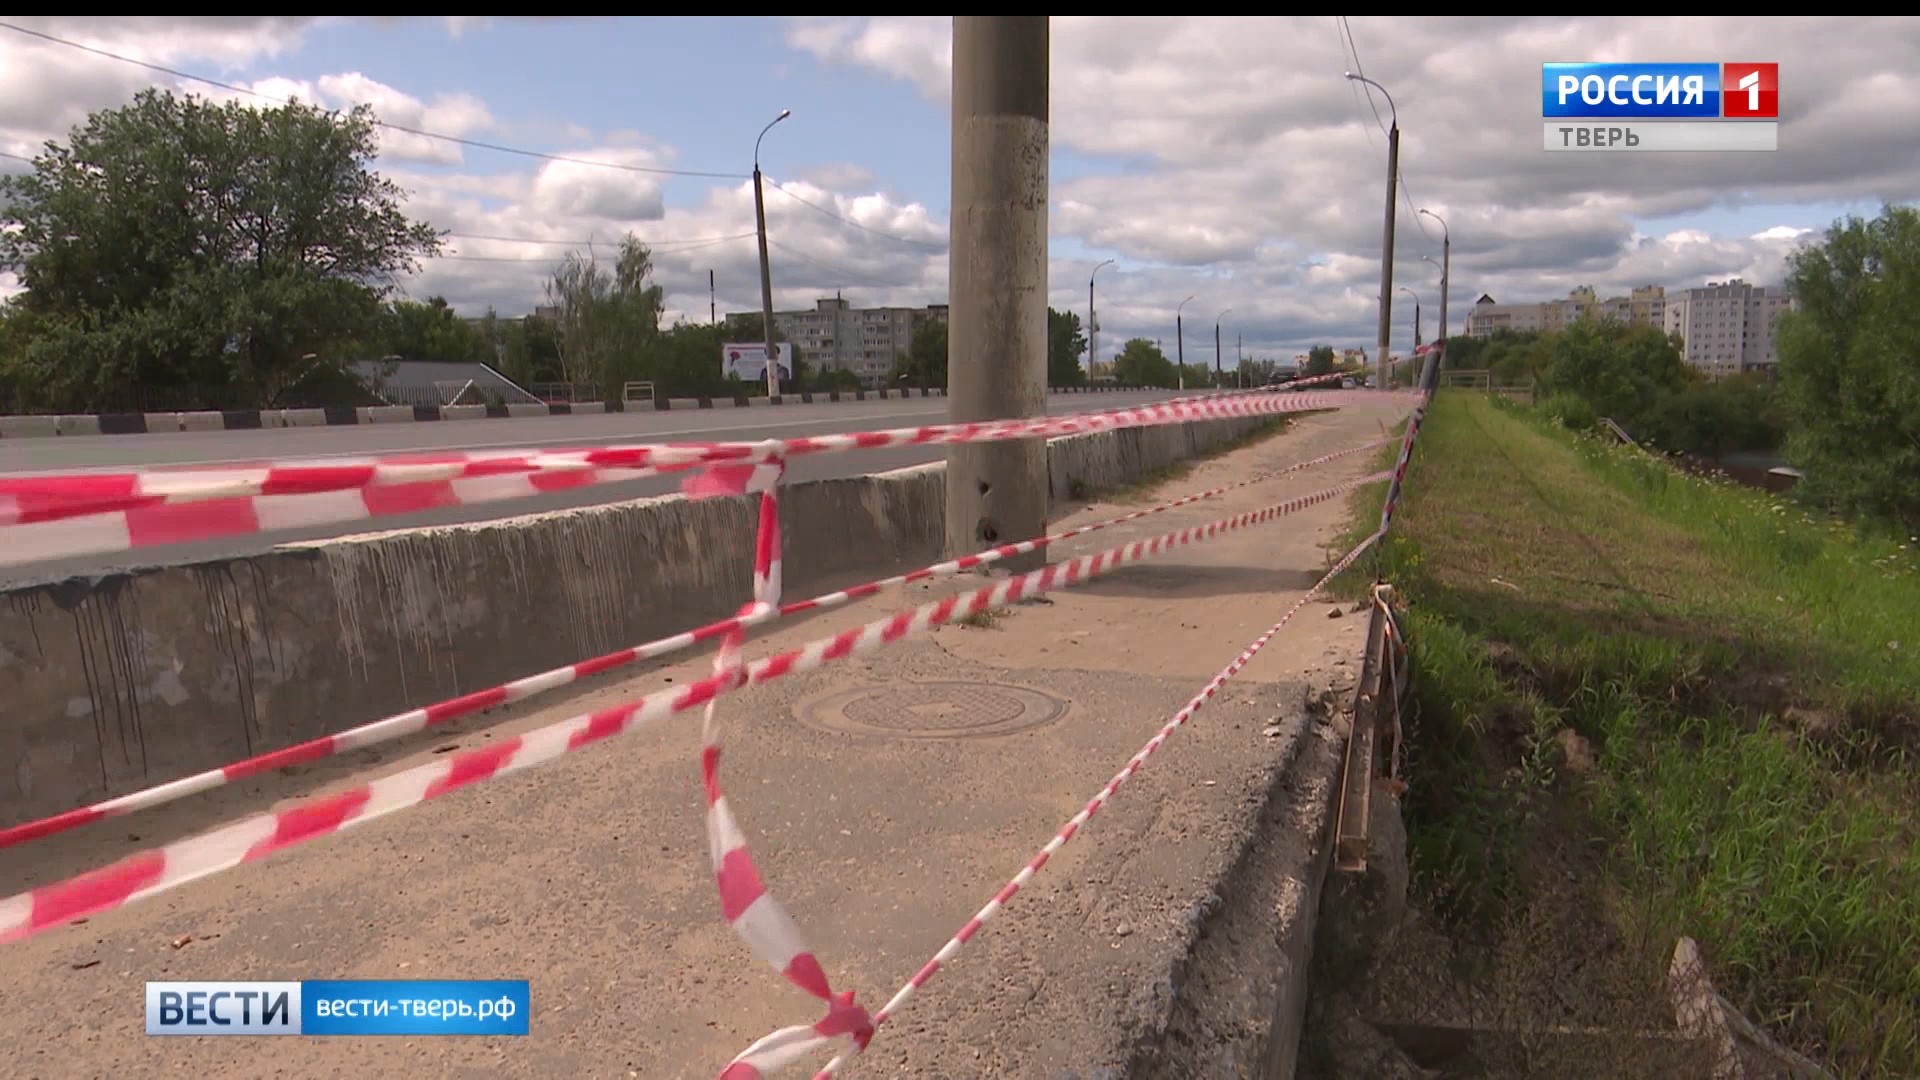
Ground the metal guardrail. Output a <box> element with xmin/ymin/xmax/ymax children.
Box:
<box><xmin>1332</xmin><ymin>583</ymin><xmax>1411</xmax><ymax>872</ymax></box>
<box><xmin>622</xmin><ymin>381</ymin><xmax>657</xmax><ymax>404</ymax></box>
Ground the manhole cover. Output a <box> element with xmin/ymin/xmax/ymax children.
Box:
<box><xmin>798</xmin><ymin>681</ymin><xmax>1069</xmax><ymax>740</ymax></box>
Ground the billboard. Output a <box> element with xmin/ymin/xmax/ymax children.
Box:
<box><xmin>721</xmin><ymin>342</ymin><xmax>793</xmax><ymax>382</ymax></box>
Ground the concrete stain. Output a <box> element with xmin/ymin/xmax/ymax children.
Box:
<box><xmin>194</xmin><ymin>562</ymin><xmax>280</xmax><ymax>756</ymax></box>
<box><xmin>47</xmin><ymin>575</ymin><xmax>151</xmax><ymax>787</ymax></box>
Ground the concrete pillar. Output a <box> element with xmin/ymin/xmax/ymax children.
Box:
<box><xmin>945</xmin><ymin>16</ymin><xmax>1050</xmax><ymax>568</ymax></box>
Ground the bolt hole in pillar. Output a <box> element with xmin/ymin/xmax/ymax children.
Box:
<box><xmin>978</xmin><ymin>519</ymin><xmax>1001</xmax><ymax>545</ymax></box>
<box><xmin>978</xmin><ymin>480</ymin><xmax>992</xmax><ymax>496</ymax></box>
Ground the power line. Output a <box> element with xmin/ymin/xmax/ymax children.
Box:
<box><xmin>443</xmin><ymin>229</ymin><xmax>752</xmax><ymax>248</ymax></box>
<box><xmin>766</xmin><ymin>181</ymin><xmax>946</xmax><ymax>251</ymax></box>
<box><xmin>1336</xmin><ymin>17</ymin><xmax>1435</xmax><ymax>245</ymax></box>
<box><xmin>0</xmin><ymin>21</ymin><xmax>749</xmax><ymax>180</ymax></box>
<box><xmin>766</xmin><ymin>237</ymin><xmax>911</xmax><ymax>292</ymax></box>
<box><xmin>436</xmin><ymin>232</ymin><xmax>752</xmax><ymax>263</ymax></box>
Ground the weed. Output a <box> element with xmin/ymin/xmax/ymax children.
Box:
<box><xmin>1344</xmin><ymin>392</ymin><xmax>1920</xmax><ymax>1076</ymax></box>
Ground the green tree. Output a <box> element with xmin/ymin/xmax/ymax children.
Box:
<box><xmin>0</xmin><ymin>89</ymin><xmax>440</xmax><ymax>410</ymax></box>
<box><xmin>1113</xmin><ymin>337</ymin><xmax>1176</xmax><ymax>388</ymax></box>
<box><xmin>1539</xmin><ymin>321</ymin><xmax>1691</xmax><ymax>424</ymax></box>
<box><xmin>384</xmin><ymin>297</ymin><xmax>489</xmax><ymax>363</ymax></box>
<box><xmin>543</xmin><ymin>235</ymin><xmax>664</xmax><ymax>402</ymax></box>
<box><xmin>1638</xmin><ymin>374</ymin><xmax>1786</xmax><ymax>457</ymax></box>
<box><xmin>894</xmin><ymin>318</ymin><xmax>949</xmax><ymax>388</ymax></box>
<box><xmin>1047</xmin><ymin>307</ymin><xmax>1088</xmax><ymax>387</ymax></box>
<box><xmin>1304</xmin><ymin>345</ymin><xmax>1337</xmax><ymax>377</ymax></box>
<box><xmin>1776</xmin><ymin>204</ymin><xmax>1920</xmax><ymax>528</ymax></box>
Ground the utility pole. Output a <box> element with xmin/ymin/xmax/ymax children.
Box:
<box><xmin>947</xmin><ymin>16</ymin><xmax>1049</xmax><ymax>569</ymax></box>
<box><xmin>753</xmin><ymin>109</ymin><xmax>791</xmax><ymax>400</ymax></box>
<box><xmin>709</xmin><ymin>269</ymin><xmax>716</xmax><ymax>325</ymax></box>
<box><xmin>1236</xmin><ymin>332</ymin><xmax>1243</xmax><ymax>387</ymax></box>
<box><xmin>1348</xmin><ymin>73</ymin><xmax>1399</xmax><ymax>391</ymax></box>
<box><xmin>1176</xmin><ymin>294</ymin><xmax>1194</xmax><ymax>391</ymax></box>
<box><xmin>1213</xmin><ymin>311</ymin><xmax>1225</xmax><ymax>388</ymax></box>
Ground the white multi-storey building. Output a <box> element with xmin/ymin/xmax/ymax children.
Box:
<box><xmin>1662</xmin><ymin>279</ymin><xmax>1795</xmax><ymax>378</ymax></box>
<box><xmin>1464</xmin><ymin>285</ymin><xmax>1667</xmax><ymax>339</ymax></box>
<box><xmin>726</xmin><ymin>296</ymin><xmax>948</xmax><ymax>386</ymax></box>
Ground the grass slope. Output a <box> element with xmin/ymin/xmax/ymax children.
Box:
<box><xmin>1337</xmin><ymin>392</ymin><xmax>1918</xmax><ymax>1076</ymax></box>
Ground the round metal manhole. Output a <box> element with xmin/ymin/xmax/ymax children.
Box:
<box><xmin>798</xmin><ymin>681</ymin><xmax>1070</xmax><ymax>740</ymax></box>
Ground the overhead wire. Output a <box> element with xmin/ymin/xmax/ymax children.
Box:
<box><xmin>0</xmin><ymin>20</ymin><xmax>749</xmax><ymax>180</ymax></box>
<box><xmin>765</xmin><ymin>181</ymin><xmax>945</xmax><ymax>251</ymax></box>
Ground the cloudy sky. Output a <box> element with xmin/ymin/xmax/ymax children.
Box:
<box><xmin>2</xmin><ymin>16</ymin><xmax>1916</xmax><ymax>358</ymax></box>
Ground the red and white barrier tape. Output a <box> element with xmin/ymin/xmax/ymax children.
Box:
<box><xmin>0</xmin><ymin>436</ymin><xmax>1394</xmax><ymax>852</ymax></box>
<box><xmin>801</xmin><ymin>526</ymin><xmax>1390</xmax><ymax>1078</ymax></box>
<box><xmin>0</xmin><ymin>472</ymin><xmax>1389</xmax><ymax>944</ymax></box>
<box><xmin>0</xmin><ymin>390</ymin><xmax>1415</xmax><ymax>567</ymax></box>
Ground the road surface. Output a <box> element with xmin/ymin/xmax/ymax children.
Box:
<box><xmin>0</xmin><ymin>392</ymin><xmax>1180</xmax><ymax>586</ymax></box>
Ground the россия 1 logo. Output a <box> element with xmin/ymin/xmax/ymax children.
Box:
<box><xmin>1541</xmin><ymin>62</ymin><xmax>1778</xmax><ymax>152</ymax></box>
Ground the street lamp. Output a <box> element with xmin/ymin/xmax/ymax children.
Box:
<box><xmin>1089</xmin><ymin>258</ymin><xmax>1115</xmax><ymax>378</ymax></box>
<box><xmin>752</xmin><ymin>109</ymin><xmax>792</xmax><ymax>401</ymax></box>
<box><xmin>1347</xmin><ymin>72</ymin><xmax>1399</xmax><ymax>392</ymax></box>
<box><xmin>1176</xmin><ymin>294</ymin><xmax>1196</xmax><ymax>391</ymax></box>
<box><xmin>1419</xmin><ymin>208</ymin><xmax>1451</xmax><ymax>345</ymax></box>
<box><xmin>1214</xmin><ymin>307</ymin><xmax>1232</xmax><ymax>388</ymax></box>
<box><xmin>1398</xmin><ymin>286</ymin><xmax>1422</xmax><ymax>352</ymax></box>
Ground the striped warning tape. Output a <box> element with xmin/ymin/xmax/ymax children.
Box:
<box><xmin>0</xmin><ymin>389</ymin><xmax>1417</xmax><ymax>569</ymax></box>
<box><xmin>0</xmin><ymin>471</ymin><xmax>1391</xmax><ymax>944</ymax></box>
<box><xmin>0</xmin><ymin>436</ymin><xmax>1393</xmax><ymax>852</ymax></box>
<box><xmin>801</xmin><ymin>525</ymin><xmax>1391</xmax><ymax>1078</ymax></box>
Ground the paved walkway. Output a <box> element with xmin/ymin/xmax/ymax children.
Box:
<box><xmin>0</xmin><ymin>403</ymin><xmax>1407</xmax><ymax>1079</ymax></box>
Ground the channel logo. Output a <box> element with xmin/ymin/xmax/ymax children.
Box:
<box><xmin>1542</xmin><ymin>63</ymin><xmax>1779</xmax><ymax>119</ymax></box>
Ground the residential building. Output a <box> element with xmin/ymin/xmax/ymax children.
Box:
<box><xmin>1464</xmin><ymin>285</ymin><xmax>1666</xmax><ymax>339</ymax></box>
<box><xmin>725</xmin><ymin>296</ymin><xmax>949</xmax><ymax>386</ymax></box>
<box><xmin>1662</xmin><ymin>279</ymin><xmax>1795</xmax><ymax>378</ymax></box>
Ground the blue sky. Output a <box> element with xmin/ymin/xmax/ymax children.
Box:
<box><xmin>4</xmin><ymin>16</ymin><xmax>1918</xmax><ymax>356</ymax></box>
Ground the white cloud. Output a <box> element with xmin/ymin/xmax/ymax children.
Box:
<box><xmin>6</xmin><ymin>16</ymin><xmax>1920</xmax><ymax>357</ymax></box>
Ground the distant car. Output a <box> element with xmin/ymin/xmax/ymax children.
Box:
<box><xmin>1340</xmin><ymin>377</ymin><xmax>1358</xmax><ymax>389</ymax></box>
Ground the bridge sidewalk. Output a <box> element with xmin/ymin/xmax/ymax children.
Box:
<box><xmin>0</xmin><ymin>403</ymin><xmax>1407</xmax><ymax>1079</ymax></box>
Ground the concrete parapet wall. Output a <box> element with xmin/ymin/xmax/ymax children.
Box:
<box><xmin>0</xmin><ymin>415</ymin><xmax>1264</xmax><ymax>828</ymax></box>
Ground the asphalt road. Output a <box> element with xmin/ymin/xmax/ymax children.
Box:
<box><xmin>1</xmin><ymin>391</ymin><xmax>1180</xmax><ymax>585</ymax></box>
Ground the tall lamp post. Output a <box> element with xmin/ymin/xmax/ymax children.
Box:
<box><xmin>1419</xmin><ymin>208</ymin><xmax>1451</xmax><ymax>346</ymax></box>
<box><xmin>1346</xmin><ymin>72</ymin><xmax>1399</xmax><ymax>392</ymax></box>
<box><xmin>1214</xmin><ymin>307</ymin><xmax>1232</xmax><ymax>388</ymax></box>
<box><xmin>1175</xmin><ymin>294</ymin><xmax>1195</xmax><ymax>391</ymax></box>
<box><xmin>752</xmin><ymin>109</ymin><xmax>792</xmax><ymax>400</ymax></box>
<box><xmin>1398</xmin><ymin>286</ymin><xmax>1422</xmax><ymax>353</ymax></box>
<box><xmin>1089</xmin><ymin>258</ymin><xmax>1115</xmax><ymax>378</ymax></box>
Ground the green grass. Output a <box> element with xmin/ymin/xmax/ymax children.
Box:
<box><xmin>1335</xmin><ymin>391</ymin><xmax>1920</xmax><ymax>1076</ymax></box>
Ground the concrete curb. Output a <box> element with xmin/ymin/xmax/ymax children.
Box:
<box><xmin>0</xmin><ymin>384</ymin><xmax>1180</xmax><ymax>440</ymax></box>
<box><xmin>0</xmin><ymin>412</ymin><xmax>1270</xmax><ymax>828</ymax></box>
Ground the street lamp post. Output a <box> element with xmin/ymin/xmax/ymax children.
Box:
<box><xmin>1346</xmin><ymin>72</ymin><xmax>1399</xmax><ymax>392</ymax></box>
<box><xmin>1398</xmin><ymin>286</ymin><xmax>1422</xmax><ymax>353</ymax></box>
<box><xmin>1419</xmin><ymin>208</ymin><xmax>1451</xmax><ymax>346</ymax></box>
<box><xmin>1214</xmin><ymin>308</ymin><xmax>1232</xmax><ymax>388</ymax></box>
<box><xmin>1089</xmin><ymin>258</ymin><xmax>1115</xmax><ymax>379</ymax></box>
<box><xmin>1175</xmin><ymin>294</ymin><xmax>1195</xmax><ymax>391</ymax></box>
<box><xmin>753</xmin><ymin>109</ymin><xmax>792</xmax><ymax>401</ymax></box>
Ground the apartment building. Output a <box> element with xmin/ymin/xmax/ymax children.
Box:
<box><xmin>1662</xmin><ymin>279</ymin><xmax>1795</xmax><ymax>377</ymax></box>
<box><xmin>726</xmin><ymin>296</ymin><xmax>949</xmax><ymax>386</ymax></box>
<box><xmin>1465</xmin><ymin>285</ymin><xmax>1666</xmax><ymax>338</ymax></box>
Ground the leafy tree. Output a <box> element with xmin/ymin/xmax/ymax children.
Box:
<box><xmin>543</xmin><ymin>235</ymin><xmax>663</xmax><ymax>402</ymax></box>
<box><xmin>894</xmin><ymin>318</ymin><xmax>948</xmax><ymax>388</ymax></box>
<box><xmin>1113</xmin><ymin>337</ymin><xmax>1177</xmax><ymax>388</ymax></box>
<box><xmin>1776</xmin><ymin>204</ymin><xmax>1920</xmax><ymax>528</ymax></box>
<box><xmin>1539</xmin><ymin>321</ymin><xmax>1692</xmax><ymax>424</ymax></box>
<box><xmin>384</xmin><ymin>297</ymin><xmax>489</xmax><ymax>364</ymax></box>
<box><xmin>1638</xmin><ymin>374</ymin><xmax>1786</xmax><ymax>457</ymax></box>
<box><xmin>1304</xmin><ymin>345</ymin><xmax>1337</xmax><ymax>377</ymax></box>
<box><xmin>1047</xmin><ymin>307</ymin><xmax>1088</xmax><ymax>387</ymax></box>
<box><xmin>0</xmin><ymin>89</ymin><xmax>440</xmax><ymax>410</ymax></box>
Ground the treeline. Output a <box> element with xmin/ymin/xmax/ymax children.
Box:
<box><xmin>1451</xmin><ymin>202</ymin><xmax>1920</xmax><ymax>531</ymax></box>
